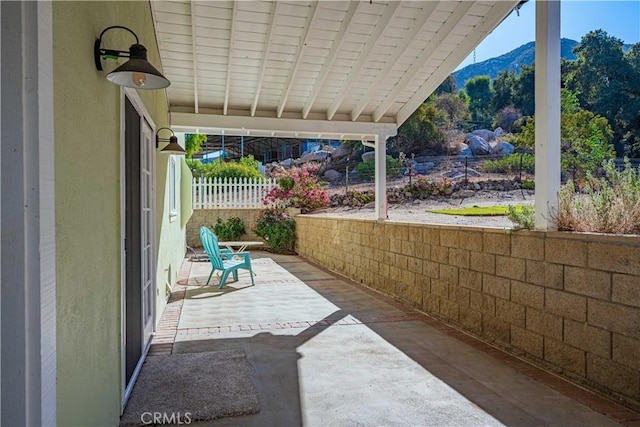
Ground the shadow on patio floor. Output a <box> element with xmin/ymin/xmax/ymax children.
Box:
<box><xmin>142</xmin><ymin>251</ymin><xmax>638</xmax><ymax>427</ymax></box>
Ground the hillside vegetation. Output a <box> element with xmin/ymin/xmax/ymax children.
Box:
<box><xmin>452</xmin><ymin>38</ymin><xmax>632</xmax><ymax>88</ymax></box>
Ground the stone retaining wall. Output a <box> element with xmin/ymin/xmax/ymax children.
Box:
<box><xmin>295</xmin><ymin>215</ymin><xmax>640</xmax><ymax>409</ymax></box>
<box><xmin>186</xmin><ymin>209</ymin><xmax>263</xmax><ymax>248</ymax></box>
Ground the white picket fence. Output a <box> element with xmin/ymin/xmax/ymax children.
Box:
<box><xmin>192</xmin><ymin>177</ymin><xmax>277</xmax><ymax>209</ymax></box>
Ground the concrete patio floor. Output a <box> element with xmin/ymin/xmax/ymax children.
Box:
<box><xmin>148</xmin><ymin>252</ymin><xmax>640</xmax><ymax>426</ymax></box>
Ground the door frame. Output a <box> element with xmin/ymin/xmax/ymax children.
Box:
<box><xmin>0</xmin><ymin>2</ymin><xmax>57</xmax><ymax>424</ymax></box>
<box><xmin>119</xmin><ymin>88</ymin><xmax>157</xmax><ymax>409</ymax></box>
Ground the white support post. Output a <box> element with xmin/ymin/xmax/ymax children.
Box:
<box><xmin>534</xmin><ymin>0</ymin><xmax>561</xmax><ymax>230</ymax></box>
<box><xmin>374</xmin><ymin>134</ymin><xmax>388</xmax><ymax>221</ymax></box>
<box><xmin>1</xmin><ymin>1</ymin><xmax>56</xmax><ymax>425</ymax></box>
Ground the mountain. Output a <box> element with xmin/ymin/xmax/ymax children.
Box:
<box><xmin>452</xmin><ymin>38</ymin><xmax>579</xmax><ymax>88</ymax></box>
<box><xmin>453</xmin><ymin>38</ymin><xmax>634</xmax><ymax>89</ymax></box>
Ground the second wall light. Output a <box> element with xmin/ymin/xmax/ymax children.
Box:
<box><xmin>157</xmin><ymin>128</ymin><xmax>186</xmax><ymax>155</ymax></box>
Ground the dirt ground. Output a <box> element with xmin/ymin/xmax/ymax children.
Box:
<box><xmin>309</xmin><ymin>188</ymin><xmax>535</xmax><ymax>229</ymax></box>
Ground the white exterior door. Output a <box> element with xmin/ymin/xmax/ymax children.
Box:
<box><xmin>140</xmin><ymin>120</ymin><xmax>155</xmax><ymax>347</ymax></box>
<box><xmin>122</xmin><ymin>92</ymin><xmax>156</xmax><ymax>407</ymax></box>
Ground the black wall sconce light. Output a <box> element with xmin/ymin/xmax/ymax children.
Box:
<box><xmin>94</xmin><ymin>25</ymin><xmax>170</xmax><ymax>90</ymax></box>
<box><xmin>156</xmin><ymin>127</ymin><xmax>186</xmax><ymax>155</ymax></box>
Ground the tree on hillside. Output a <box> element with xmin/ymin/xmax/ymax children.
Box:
<box><xmin>493</xmin><ymin>106</ymin><xmax>522</xmax><ymax>133</ymax></box>
<box><xmin>563</xmin><ymin>30</ymin><xmax>635</xmax><ymax>155</ymax></box>
<box><xmin>435</xmin><ymin>74</ymin><xmax>457</xmax><ymax>95</ymax></box>
<box><xmin>512</xmin><ymin>65</ymin><xmax>535</xmax><ymax>117</ymax></box>
<box><xmin>491</xmin><ymin>70</ymin><xmax>517</xmax><ymax>112</ymax></box>
<box><xmin>620</xmin><ymin>43</ymin><xmax>640</xmax><ymax>157</ymax></box>
<box><xmin>391</xmin><ymin>102</ymin><xmax>446</xmax><ymax>156</ymax></box>
<box><xmin>514</xmin><ymin>89</ymin><xmax>614</xmax><ymax>178</ymax></box>
<box><xmin>565</xmin><ymin>30</ymin><xmax>628</xmax><ymax>115</ymax></box>
<box><xmin>434</xmin><ymin>93</ymin><xmax>469</xmax><ymax>128</ymax></box>
<box><xmin>465</xmin><ymin>76</ymin><xmax>493</xmax><ymax>123</ymax></box>
<box><xmin>185</xmin><ymin>134</ymin><xmax>207</xmax><ymax>158</ymax></box>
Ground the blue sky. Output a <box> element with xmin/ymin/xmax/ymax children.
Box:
<box><xmin>456</xmin><ymin>0</ymin><xmax>640</xmax><ymax>70</ymax></box>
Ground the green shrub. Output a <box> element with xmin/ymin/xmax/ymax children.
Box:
<box><xmin>355</xmin><ymin>156</ymin><xmax>402</xmax><ymax>180</ymax></box>
<box><xmin>239</xmin><ymin>155</ymin><xmax>260</xmax><ymax>170</ymax></box>
<box><xmin>510</xmin><ymin>92</ymin><xmax>615</xmax><ymax>179</ymax></box>
<box><xmin>278</xmin><ymin>176</ymin><xmax>295</xmax><ymax>191</ymax></box>
<box><xmin>521</xmin><ymin>178</ymin><xmax>535</xmax><ymax>190</ymax></box>
<box><xmin>556</xmin><ymin>159</ymin><xmax>640</xmax><ymax>234</ymax></box>
<box><xmin>254</xmin><ymin>208</ymin><xmax>296</xmax><ymax>253</ymax></box>
<box><xmin>187</xmin><ymin>155</ymin><xmax>263</xmax><ymax>180</ymax></box>
<box><xmin>212</xmin><ymin>217</ymin><xmax>246</xmax><ymax>241</ymax></box>
<box><xmin>347</xmin><ymin>191</ymin><xmax>374</xmax><ymax>204</ymax></box>
<box><xmin>507</xmin><ymin>205</ymin><xmax>535</xmax><ymax>230</ymax></box>
<box><xmin>208</xmin><ymin>158</ymin><xmax>263</xmax><ymax>180</ymax></box>
<box><xmin>186</xmin><ymin>159</ymin><xmax>208</xmax><ymax>177</ymax></box>
<box><xmin>482</xmin><ymin>154</ymin><xmax>535</xmax><ymax>174</ymax></box>
<box><xmin>185</xmin><ymin>134</ymin><xmax>207</xmax><ymax>158</ymax></box>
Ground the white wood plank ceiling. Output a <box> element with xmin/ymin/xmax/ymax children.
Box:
<box><xmin>151</xmin><ymin>0</ymin><xmax>521</xmax><ymax>139</ymax></box>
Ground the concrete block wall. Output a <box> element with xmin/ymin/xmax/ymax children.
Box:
<box><xmin>186</xmin><ymin>209</ymin><xmax>263</xmax><ymax>247</ymax></box>
<box><xmin>295</xmin><ymin>216</ymin><xmax>640</xmax><ymax>409</ymax></box>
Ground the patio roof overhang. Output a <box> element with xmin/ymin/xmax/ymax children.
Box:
<box><xmin>152</xmin><ymin>0</ymin><xmax>523</xmax><ymax>140</ymax></box>
<box><xmin>151</xmin><ymin>0</ymin><xmax>555</xmax><ymax>224</ymax></box>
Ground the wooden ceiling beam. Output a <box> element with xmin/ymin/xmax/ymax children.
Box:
<box><xmin>190</xmin><ymin>0</ymin><xmax>200</xmax><ymax>113</ymax></box>
<box><xmin>301</xmin><ymin>2</ymin><xmax>360</xmax><ymax>119</ymax></box>
<box><xmin>251</xmin><ymin>1</ymin><xmax>280</xmax><ymax>117</ymax></box>
<box><xmin>276</xmin><ymin>1</ymin><xmax>320</xmax><ymax>118</ymax></box>
<box><xmin>395</xmin><ymin>1</ymin><xmax>518</xmax><ymax>125</ymax></box>
<box><xmin>349</xmin><ymin>1</ymin><xmax>440</xmax><ymax>122</ymax></box>
<box><xmin>373</xmin><ymin>1</ymin><xmax>475</xmax><ymax>122</ymax></box>
<box><xmin>326</xmin><ymin>2</ymin><xmax>401</xmax><ymax>121</ymax></box>
<box><xmin>223</xmin><ymin>2</ymin><xmax>239</xmax><ymax>115</ymax></box>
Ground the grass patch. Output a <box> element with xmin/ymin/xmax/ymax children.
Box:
<box><xmin>427</xmin><ymin>205</ymin><xmax>526</xmax><ymax>216</ymax></box>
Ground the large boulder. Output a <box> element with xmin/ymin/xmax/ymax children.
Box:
<box><xmin>492</xmin><ymin>141</ymin><xmax>515</xmax><ymax>156</ymax></box>
<box><xmin>361</xmin><ymin>151</ymin><xmax>376</xmax><ymax>162</ymax></box>
<box><xmin>493</xmin><ymin>127</ymin><xmax>505</xmax><ymax>138</ymax></box>
<box><xmin>465</xmin><ymin>135</ymin><xmax>492</xmax><ymax>155</ymax></box>
<box><xmin>280</xmin><ymin>158</ymin><xmax>295</xmax><ymax>167</ymax></box>
<box><xmin>471</xmin><ymin>129</ymin><xmax>495</xmax><ymax>142</ymax></box>
<box><xmin>413</xmin><ymin>162</ymin><xmax>436</xmax><ymax>174</ymax></box>
<box><xmin>466</xmin><ymin>167</ymin><xmax>481</xmax><ymax>177</ymax></box>
<box><xmin>323</xmin><ymin>169</ymin><xmax>343</xmax><ymax>182</ymax></box>
<box><xmin>314</xmin><ymin>150</ymin><xmax>331</xmax><ymax>161</ymax></box>
<box><xmin>457</xmin><ymin>147</ymin><xmax>473</xmax><ymax>158</ymax></box>
<box><xmin>321</xmin><ymin>145</ymin><xmax>335</xmax><ymax>153</ymax></box>
<box><xmin>456</xmin><ymin>143</ymin><xmax>473</xmax><ymax>158</ymax></box>
<box><xmin>331</xmin><ymin>143</ymin><xmax>354</xmax><ymax>162</ymax></box>
<box><xmin>299</xmin><ymin>150</ymin><xmax>330</xmax><ymax>163</ymax></box>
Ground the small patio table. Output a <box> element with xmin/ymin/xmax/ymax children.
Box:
<box><xmin>217</xmin><ymin>241</ymin><xmax>264</xmax><ymax>253</ymax></box>
<box><xmin>187</xmin><ymin>241</ymin><xmax>264</xmax><ymax>262</ymax></box>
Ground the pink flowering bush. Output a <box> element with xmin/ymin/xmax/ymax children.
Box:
<box><xmin>264</xmin><ymin>165</ymin><xmax>330</xmax><ymax>213</ymax></box>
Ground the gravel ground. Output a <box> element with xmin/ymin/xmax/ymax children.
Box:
<box><xmin>307</xmin><ymin>189</ymin><xmax>535</xmax><ymax>229</ymax></box>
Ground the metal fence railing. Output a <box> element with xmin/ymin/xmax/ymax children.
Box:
<box><xmin>324</xmin><ymin>155</ymin><xmax>640</xmax><ymax>191</ymax></box>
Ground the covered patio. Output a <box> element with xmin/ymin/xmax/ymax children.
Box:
<box><xmin>153</xmin><ymin>0</ymin><xmax>561</xmax><ymax>228</ymax></box>
<box><xmin>125</xmin><ymin>252</ymin><xmax>638</xmax><ymax>426</ymax></box>
<box><xmin>5</xmin><ymin>1</ymin><xmax>637</xmax><ymax>425</ymax></box>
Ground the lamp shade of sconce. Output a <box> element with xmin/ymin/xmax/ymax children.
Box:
<box><xmin>156</xmin><ymin>127</ymin><xmax>187</xmax><ymax>155</ymax></box>
<box><xmin>95</xmin><ymin>26</ymin><xmax>170</xmax><ymax>90</ymax></box>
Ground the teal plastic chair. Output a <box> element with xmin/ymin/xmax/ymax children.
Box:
<box><xmin>199</xmin><ymin>227</ymin><xmax>255</xmax><ymax>288</ymax></box>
